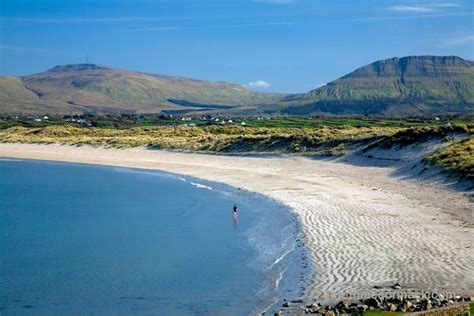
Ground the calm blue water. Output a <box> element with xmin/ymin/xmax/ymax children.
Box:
<box><xmin>0</xmin><ymin>159</ymin><xmax>310</xmax><ymax>315</ymax></box>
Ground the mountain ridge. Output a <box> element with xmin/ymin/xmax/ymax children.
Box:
<box><xmin>1</xmin><ymin>55</ymin><xmax>473</xmax><ymax>116</ymax></box>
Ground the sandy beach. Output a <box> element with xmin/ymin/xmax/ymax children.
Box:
<box><xmin>1</xmin><ymin>143</ymin><xmax>472</xmax><ymax>302</ymax></box>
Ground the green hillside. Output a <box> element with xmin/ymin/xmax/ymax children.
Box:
<box><xmin>279</xmin><ymin>56</ymin><xmax>474</xmax><ymax>116</ymax></box>
<box><xmin>0</xmin><ymin>76</ymin><xmax>72</xmax><ymax>114</ymax></box>
<box><xmin>1</xmin><ymin>64</ymin><xmax>283</xmax><ymax>115</ymax></box>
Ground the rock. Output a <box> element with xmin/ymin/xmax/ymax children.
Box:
<box><xmin>324</xmin><ymin>311</ymin><xmax>335</xmax><ymax>316</ymax></box>
<box><xmin>391</xmin><ymin>282</ymin><xmax>402</xmax><ymax>289</ymax></box>
<box><xmin>274</xmin><ymin>312</ymin><xmax>281</xmax><ymax>316</ymax></box>
<box><xmin>420</xmin><ymin>298</ymin><xmax>432</xmax><ymax>311</ymax></box>
<box><xmin>335</xmin><ymin>300</ymin><xmax>350</xmax><ymax>311</ymax></box>
<box><xmin>357</xmin><ymin>304</ymin><xmax>369</xmax><ymax>312</ymax></box>
<box><xmin>317</xmin><ymin>307</ymin><xmax>327</xmax><ymax>314</ymax></box>
<box><xmin>365</xmin><ymin>297</ymin><xmax>382</xmax><ymax>309</ymax></box>
<box><xmin>396</xmin><ymin>304</ymin><xmax>406</xmax><ymax>313</ymax></box>
<box><xmin>387</xmin><ymin>303</ymin><xmax>397</xmax><ymax>312</ymax></box>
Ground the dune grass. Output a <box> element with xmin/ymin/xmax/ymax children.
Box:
<box><xmin>0</xmin><ymin>124</ymin><xmax>400</xmax><ymax>153</ymax></box>
<box><xmin>1</xmin><ymin>123</ymin><xmax>472</xmax><ymax>178</ymax></box>
<box><xmin>425</xmin><ymin>136</ymin><xmax>474</xmax><ymax>179</ymax></box>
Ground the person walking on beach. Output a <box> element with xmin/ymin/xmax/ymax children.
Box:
<box><xmin>232</xmin><ymin>204</ymin><xmax>238</xmax><ymax>225</ymax></box>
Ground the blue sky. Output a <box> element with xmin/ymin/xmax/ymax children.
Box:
<box><xmin>0</xmin><ymin>0</ymin><xmax>473</xmax><ymax>93</ymax></box>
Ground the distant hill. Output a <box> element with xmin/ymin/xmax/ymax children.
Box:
<box><xmin>0</xmin><ymin>56</ymin><xmax>473</xmax><ymax>116</ymax></box>
<box><xmin>0</xmin><ymin>64</ymin><xmax>283</xmax><ymax>115</ymax></box>
<box><xmin>279</xmin><ymin>56</ymin><xmax>474</xmax><ymax>116</ymax></box>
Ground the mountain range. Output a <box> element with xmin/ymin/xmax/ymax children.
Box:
<box><xmin>1</xmin><ymin>55</ymin><xmax>473</xmax><ymax>116</ymax></box>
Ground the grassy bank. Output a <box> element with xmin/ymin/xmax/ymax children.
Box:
<box><xmin>425</xmin><ymin>136</ymin><xmax>474</xmax><ymax>180</ymax></box>
<box><xmin>1</xmin><ymin>121</ymin><xmax>472</xmax><ymax>179</ymax></box>
<box><xmin>0</xmin><ymin>124</ymin><xmax>401</xmax><ymax>153</ymax></box>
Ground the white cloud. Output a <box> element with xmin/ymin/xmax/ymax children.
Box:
<box><xmin>430</xmin><ymin>3</ymin><xmax>461</xmax><ymax>7</ymax></box>
<box><xmin>441</xmin><ymin>34</ymin><xmax>474</xmax><ymax>47</ymax></box>
<box><xmin>245</xmin><ymin>80</ymin><xmax>271</xmax><ymax>88</ymax></box>
<box><xmin>389</xmin><ymin>5</ymin><xmax>436</xmax><ymax>12</ymax></box>
<box><xmin>127</xmin><ymin>26</ymin><xmax>181</xmax><ymax>32</ymax></box>
<box><xmin>125</xmin><ymin>22</ymin><xmax>295</xmax><ymax>32</ymax></box>
<box><xmin>344</xmin><ymin>11</ymin><xmax>472</xmax><ymax>22</ymax></box>
<box><xmin>388</xmin><ymin>2</ymin><xmax>461</xmax><ymax>13</ymax></box>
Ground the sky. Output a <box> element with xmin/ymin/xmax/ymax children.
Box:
<box><xmin>0</xmin><ymin>0</ymin><xmax>473</xmax><ymax>93</ymax></box>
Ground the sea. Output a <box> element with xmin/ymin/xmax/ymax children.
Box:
<box><xmin>0</xmin><ymin>158</ymin><xmax>310</xmax><ymax>315</ymax></box>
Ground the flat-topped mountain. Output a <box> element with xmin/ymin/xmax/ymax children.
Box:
<box><xmin>280</xmin><ymin>56</ymin><xmax>474</xmax><ymax>115</ymax></box>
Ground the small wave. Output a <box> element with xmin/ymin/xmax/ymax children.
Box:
<box><xmin>274</xmin><ymin>268</ymin><xmax>288</xmax><ymax>290</ymax></box>
<box><xmin>0</xmin><ymin>158</ymin><xmax>22</xmax><ymax>162</ymax></box>
<box><xmin>112</xmin><ymin>168</ymin><xmax>185</xmax><ymax>181</ymax></box>
<box><xmin>190</xmin><ymin>182</ymin><xmax>213</xmax><ymax>190</ymax></box>
<box><xmin>269</xmin><ymin>245</ymin><xmax>295</xmax><ymax>270</ymax></box>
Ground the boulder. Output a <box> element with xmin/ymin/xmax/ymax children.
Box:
<box><xmin>365</xmin><ymin>297</ymin><xmax>382</xmax><ymax>309</ymax></box>
<box><xmin>357</xmin><ymin>304</ymin><xmax>369</xmax><ymax>312</ymax></box>
<box><xmin>387</xmin><ymin>303</ymin><xmax>397</xmax><ymax>311</ymax></box>
<box><xmin>334</xmin><ymin>300</ymin><xmax>350</xmax><ymax>311</ymax></box>
<box><xmin>292</xmin><ymin>299</ymin><xmax>304</xmax><ymax>304</ymax></box>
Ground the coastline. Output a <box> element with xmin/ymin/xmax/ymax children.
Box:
<box><xmin>1</xmin><ymin>143</ymin><xmax>472</xmax><ymax>306</ymax></box>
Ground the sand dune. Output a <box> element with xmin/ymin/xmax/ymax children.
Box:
<box><xmin>1</xmin><ymin>143</ymin><xmax>472</xmax><ymax>302</ymax></box>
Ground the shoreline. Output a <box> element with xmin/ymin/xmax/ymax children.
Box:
<box><xmin>1</xmin><ymin>143</ymin><xmax>472</xmax><ymax>306</ymax></box>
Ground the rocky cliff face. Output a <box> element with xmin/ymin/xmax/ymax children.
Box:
<box><xmin>339</xmin><ymin>56</ymin><xmax>473</xmax><ymax>80</ymax></box>
<box><xmin>280</xmin><ymin>56</ymin><xmax>474</xmax><ymax>115</ymax></box>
